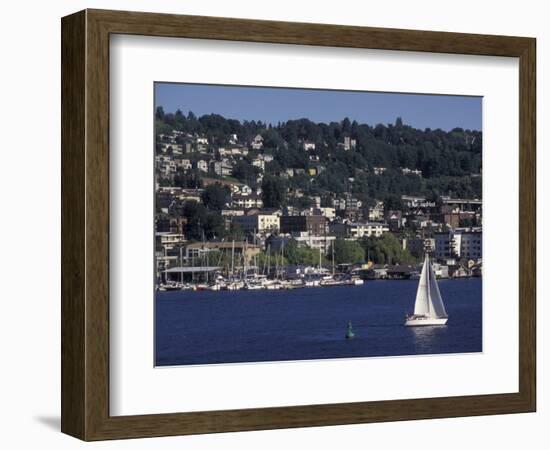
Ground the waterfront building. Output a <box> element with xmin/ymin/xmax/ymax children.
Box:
<box><xmin>435</xmin><ymin>229</ymin><xmax>482</xmax><ymax>260</ymax></box>
<box><xmin>291</xmin><ymin>231</ymin><xmax>336</xmax><ymax>254</ymax></box>
<box><xmin>362</xmin><ymin>264</ymin><xmax>388</xmax><ymax>279</ymax></box>
<box><xmin>156</xmin><ymin>232</ymin><xmax>186</xmax><ymax>250</ymax></box>
<box><xmin>459</xmin><ymin>230</ymin><xmax>483</xmax><ymax>259</ymax></box>
<box><xmin>434</xmin><ymin>232</ymin><xmax>460</xmax><ymax>259</ymax></box>
<box><xmin>280</xmin><ymin>215</ymin><xmax>327</xmax><ymax>236</ymax></box>
<box><xmin>431</xmin><ymin>262</ymin><xmax>449</xmax><ymax>279</ymax></box>
<box><xmin>386</xmin><ymin>264</ymin><xmax>416</xmax><ymax>279</ymax></box>
<box><xmin>448</xmin><ymin>264</ymin><xmax>472</xmax><ymax>278</ymax></box>
<box><xmin>232</xmin><ymin>213</ymin><xmax>280</xmax><ymax>234</ymax></box>
<box><xmin>402</xmin><ymin>237</ymin><xmax>435</xmax><ymax>259</ymax></box>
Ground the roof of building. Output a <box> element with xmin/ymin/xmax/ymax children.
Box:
<box><xmin>166</xmin><ymin>266</ymin><xmax>221</xmax><ymax>273</ymax></box>
<box><xmin>186</xmin><ymin>242</ymin><xmax>261</xmax><ymax>250</ymax></box>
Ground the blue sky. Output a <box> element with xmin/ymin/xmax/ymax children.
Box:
<box><xmin>155</xmin><ymin>82</ymin><xmax>482</xmax><ymax>131</ymax></box>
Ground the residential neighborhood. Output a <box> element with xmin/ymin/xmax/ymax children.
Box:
<box><xmin>154</xmin><ymin>108</ymin><xmax>483</xmax><ymax>291</ymax></box>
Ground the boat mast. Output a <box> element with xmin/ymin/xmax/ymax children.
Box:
<box><xmin>179</xmin><ymin>246</ymin><xmax>183</xmax><ymax>284</ymax></box>
<box><xmin>280</xmin><ymin>240</ymin><xmax>285</xmax><ymax>280</ymax></box>
<box><xmin>243</xmin><ymin>239</ymin><xmax>247</xmax><ymax>280</ymax></box>
<box><xmin>231</xmin><ymin>240</ymin><xmax>235</xmax><ymax>279</ymax></box>
<box><xmin>164</xmin><ymin>245</ymin><xmax>168</xmax><ymax>284</ymax></box>
<box><xmin>332</xmin><ymin>239</ymin><xmax>335</xmax><ymax>275</ymax></box>
<box><xmin>205</xmin><ymin>247</ymin><xmax>209</xmax><ymax>284</ymax></box>
<box><xmin>265</xmin><ymin>244</ymin><xmax>270</xmax><ymax>277</ymax></box>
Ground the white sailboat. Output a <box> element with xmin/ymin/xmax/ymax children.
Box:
<box><xmin>404</xmin><ymin>253</ymin><xmax>448</xmax><ymax>326</ymax></box>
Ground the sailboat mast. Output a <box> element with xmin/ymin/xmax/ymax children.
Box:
<box><xmin>231</xmin><ymin>240</ymin><xmax>235</xmax><ymax>279</ymax></box>
<box><xmin>206</xmin><ymin>247</ymin><xmax>209</xmax><ymax>283</ymax></box>
<box><xmin>332</xmin><ymin>239</ymin><xmax>335</xmax><ymax>275</ymax></box>
<box><xmin>280</xmin><ymin>241</ymin><xmax>285</xmax><ymax>280</ymax></box>
<box><xmin>243</xmin><ymin>240</ymin><xmax>247</xmax><ymax>280</ymax></box>
<box><xmin>268</xmin><ymin>245</ymin><xmax>271</xmax><ymax>277</ymax></box>
<box><xmin>179</xmin><ymin>246</ymin><xmax>183</xmax><ymax>283</ymax></box>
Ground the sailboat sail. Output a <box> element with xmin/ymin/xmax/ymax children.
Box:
<box><xmin>413</xmin><ymin>256</ymin><xmax>430</xmax><ymax>316</ymax></box>
<box><xmin>427</xmin><ymin>261</ymin><xmax>447</xmax><ymax>318</ymax></box>
<box><xmin>413</xmin><ymin>254</ymin><xmax>447</xmax><ymax>319</ymax></box>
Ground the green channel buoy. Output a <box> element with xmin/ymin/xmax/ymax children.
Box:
<box><xmin>345</xmin><ymin>321</ymin><xmax>355</xmax><ymax>340</ymax></box>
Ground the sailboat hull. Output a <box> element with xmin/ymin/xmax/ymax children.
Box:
<box><xmin>404</xmin><ymin>316</ymin><xmax>448</xmax><ymax>327</ymax></box>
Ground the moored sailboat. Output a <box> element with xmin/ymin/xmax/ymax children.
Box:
<box><xmin>404</xmin><ymin>253</ymin><xmax>448</xmax><ymax>326</ymax></box>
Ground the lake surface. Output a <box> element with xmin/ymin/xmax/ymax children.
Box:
<box><xmin>155</xmin><ymin>278</ymin><xmax>482</xmax><ymax>366</ymax></box>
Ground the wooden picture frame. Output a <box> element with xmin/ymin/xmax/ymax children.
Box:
<box><xmin>61</xmin><ymin>8</ymin><xmax>536</xmax><ymax>441</ymax></box>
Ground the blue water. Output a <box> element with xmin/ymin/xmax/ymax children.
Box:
<box><xmin>155</xmin><ymin>278</ymin><xmax>482</xmax><ymax>366</ymax></box>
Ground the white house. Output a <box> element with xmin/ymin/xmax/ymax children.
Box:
<box><xmin>196</xmin><ymin>159</ymin><xmax>208</xmax><ymax>172</ymax></box>
<box><xmin>211</xmin><ymin>159</ymin><xmax>233</xmax><ymax>177</ymax></box>
<box><xmin>251</xmin><ymin>158</ymin><xmax>265</xmax><ymax>171</ymax></box>
<box><xmin>347</xmin><ymin>222</ymin><xmax>389</xmax><ymax>238</ymax></box>
<box><xmin>179</xmin><ymin>159</ymin><xmax>192</xmax><ymax>170</ymax></box>
<box><xmin>368</xmin><ymin>201</ymin><xmax>385</xmax><ymax>221</ymax></box>
<box><xmin>251</xmin><ymin>134</ymin><xmax>264</xmax><ymax>150</ymax></box>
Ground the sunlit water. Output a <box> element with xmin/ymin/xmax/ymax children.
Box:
<box><xmin>155</xmin><ymin>278</ymin><xmax>482</xmax><ymax>366</ymax></box>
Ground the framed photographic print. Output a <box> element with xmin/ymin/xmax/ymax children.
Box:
<box><xmin>61</xmin><ymin>9</ymin><xmax>536</xmax><ymax>440</ymax></box>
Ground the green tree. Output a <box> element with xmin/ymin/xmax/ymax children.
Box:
<box><xmin>155</xmin><ymin>106</ymin><xmax>165</xmax><ymax>120</ymax></box>
<box><xmin>182</xmin><ymin>201</ymin><xmax>207</xmax><ymax>241</ymax></box>
<box><xmin>232</xmin><ymin>161</ymin><xmax>260</xmax><ymax>185</ymax></box>
<box><xmin>261</xmin><ymin>176</ymin><xmax>287</xmax><ymax>208</ymax></box>
<box><xmin>201</xmin><ymin>184</ymin><xmax>230</xmax><ymax>210</ymax></box>
<box><xmin>282</xmin><ymin>240</ymin><xmax>325</xmax><ymax>266</ymax></box>
<box><xmin>384</xmin><ymin>194</ymin><xmax>404</xmax><ymax>211</ymax></box>
<box><xmin>361</xmin><ymin>233</ymin><xmax>415</xmax><ymax>265</ymax></box>
<box><xmin>226</xmin><ymin>221</ymin><xmax>244</xmax><ymax>241</ymax></box>
<box><xmin>330</xmin><ymin>239</ymin><xmax>365</xmax><ymax>265</ymax></box>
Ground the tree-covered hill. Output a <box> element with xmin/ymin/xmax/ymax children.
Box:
<box><xmin>155</xmin><ymin>107</ymin><xmax>482</xmax><ymax>202</ymax></box>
